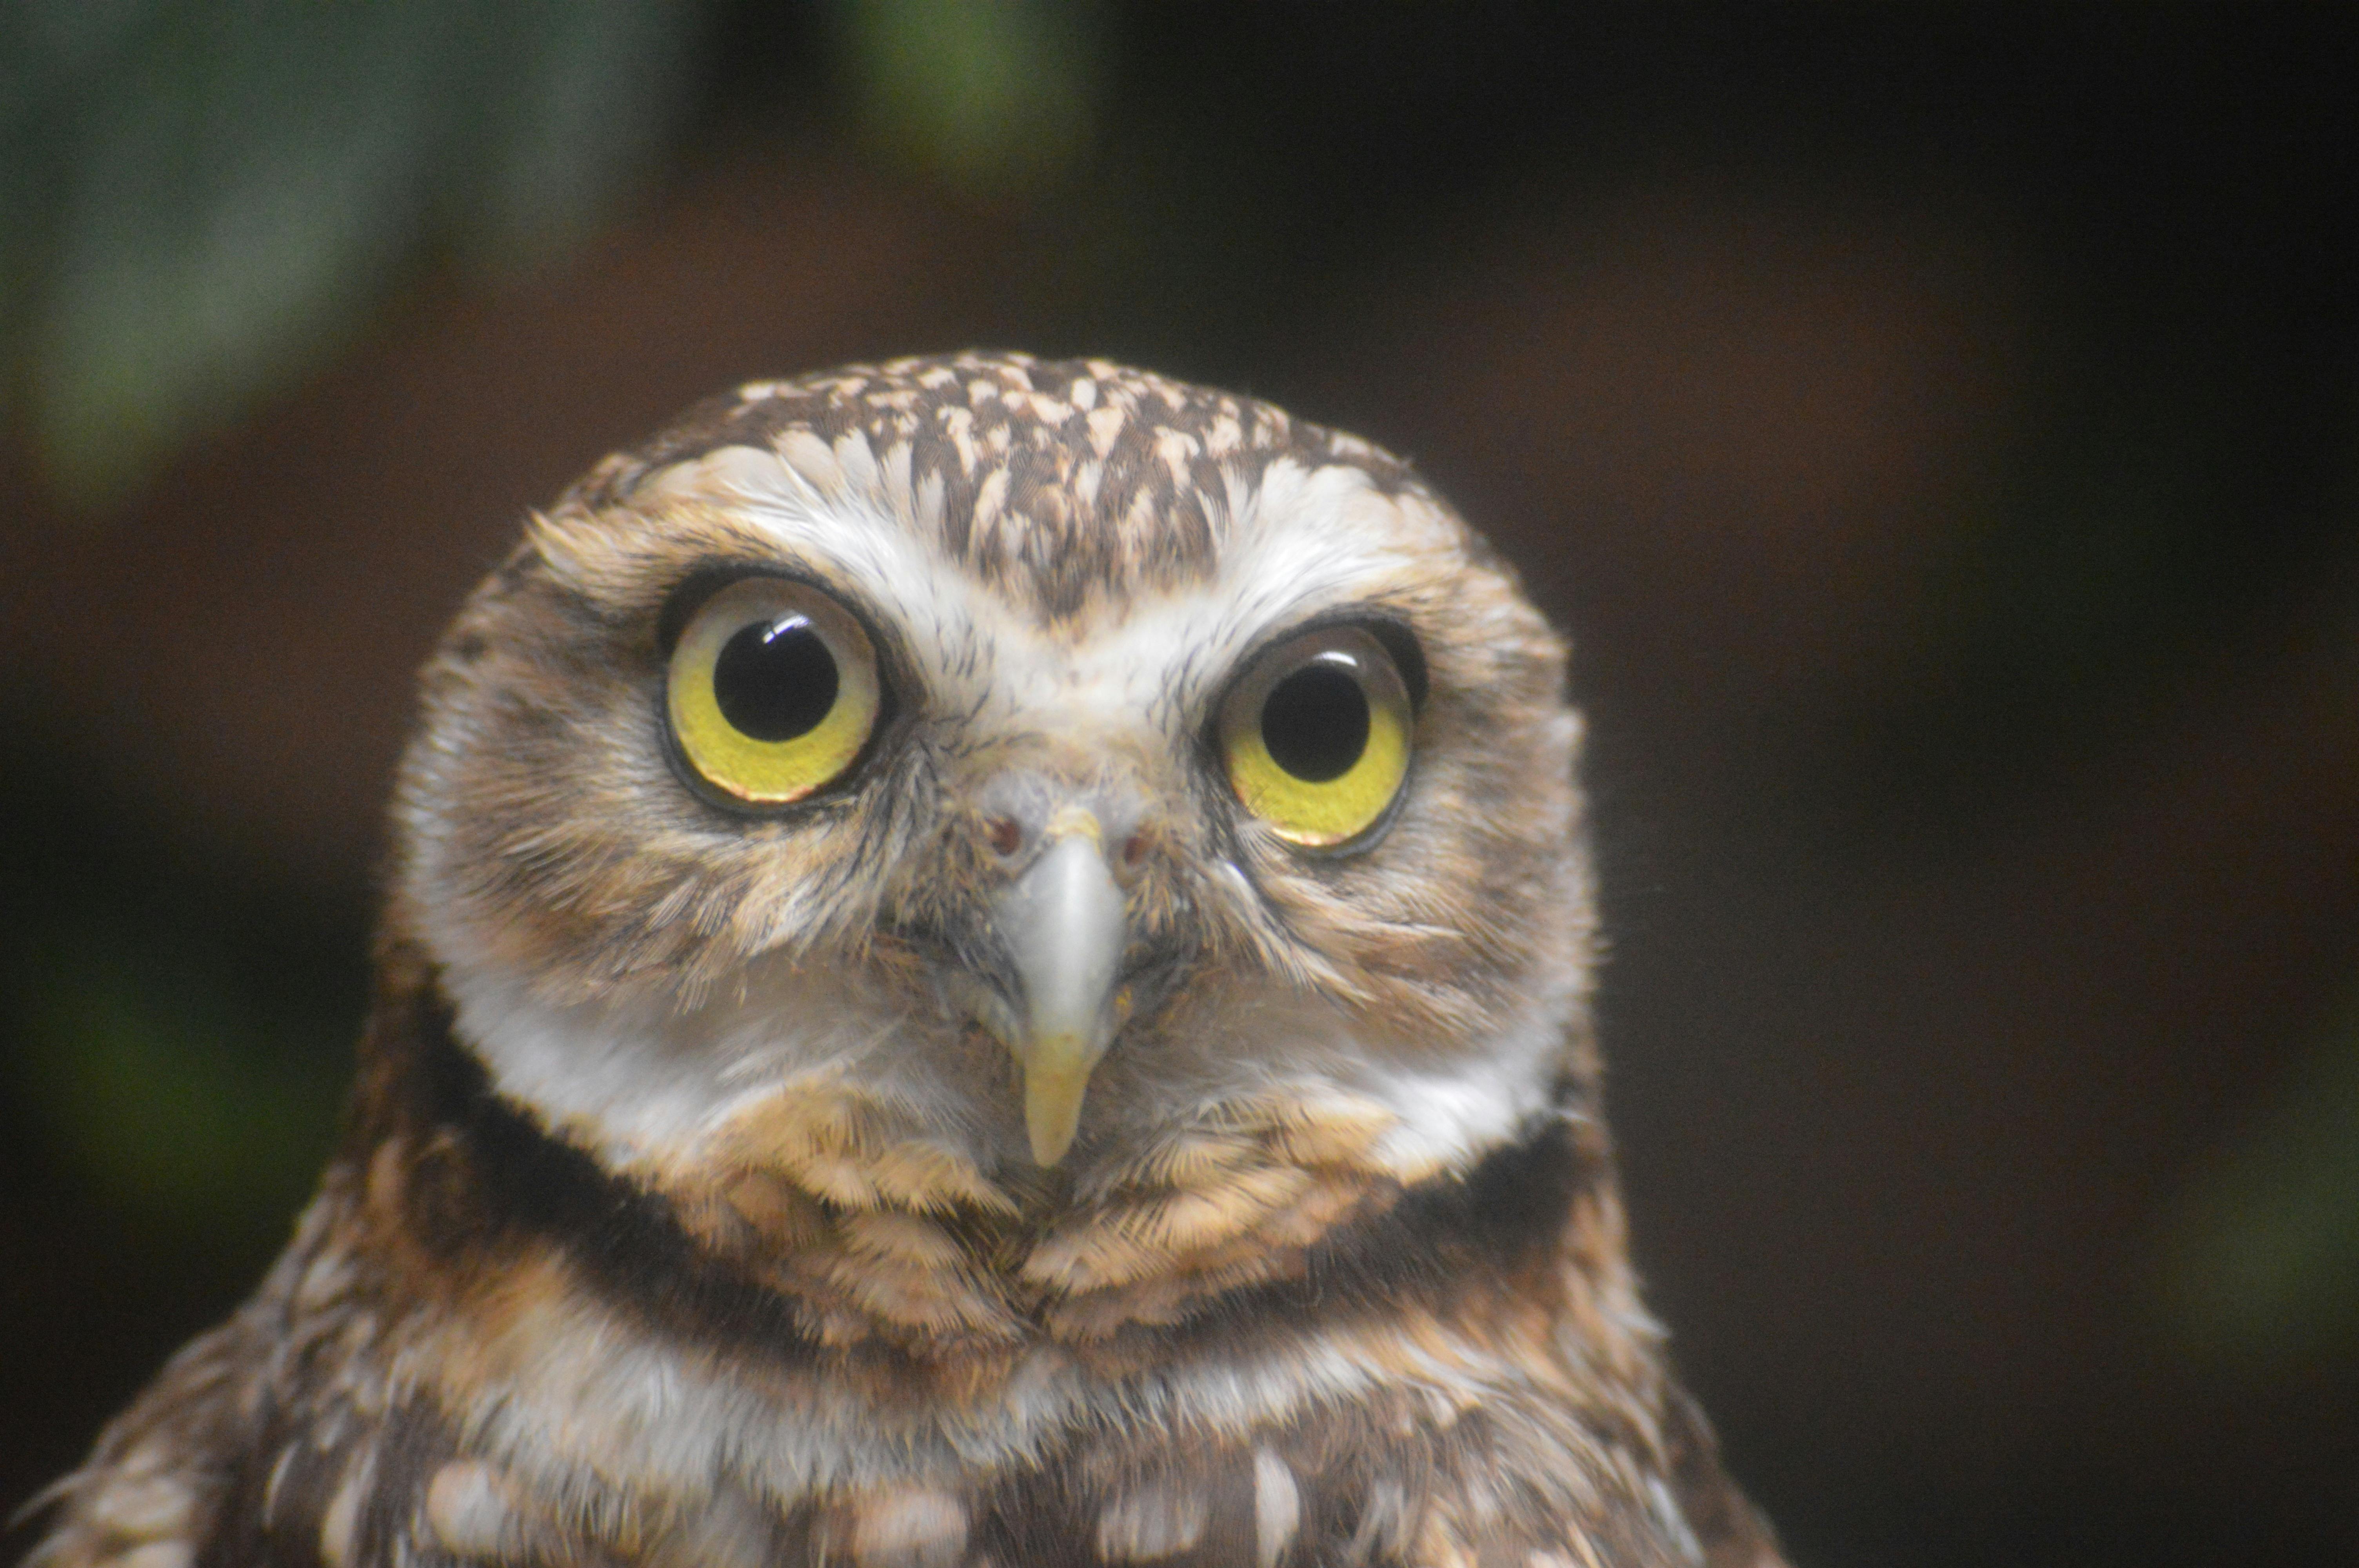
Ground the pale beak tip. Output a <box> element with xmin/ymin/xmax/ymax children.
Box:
<box><xmin>1023</xmin><ymin>1045</ymin><xmax>1092</xmax><ymax>1166</ymax></box>
<box><xmin>1029</xmin><ymin>1124</ymin><xmax>1077</xmax><ymax>1168</ymax></box>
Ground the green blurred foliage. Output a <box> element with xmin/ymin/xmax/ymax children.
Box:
<box><xmin>4</xmin><ymin>0</ymin><xmax>705</xmax><ymax>507</ymax></box>
<box><xmin>11</xmin><ymin>938</ymin><xmax>347</xmax><ymax>1235</ymax></box>
<box><xmin>0</xmin><ymin>0</ymin><xmax>1130</xmax><ymax>509</ymax></box>
<box><xmin>0</xmin><ymin>726</ymin><xmax>367</xmax><ymax>1259</ymax></box>
<box><xmin>2162</xmin><ymin>998</ymin><xmax>2359</xmax><ymax>1381</ymax></box>
<box><xmin>838</xmin><ymin>0</ymin><xmax>1102</xmax><ymax>195</ymax></box>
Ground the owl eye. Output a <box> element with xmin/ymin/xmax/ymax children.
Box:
<box><xmin>666</xmin><ymin>577</ymin><xmax>881</xmax><ymax>805</ymax></box>
<box><xmin>1219</xmin><ymin>624</ymin><xmax>1414</xmax><ymax>847</ymax></box>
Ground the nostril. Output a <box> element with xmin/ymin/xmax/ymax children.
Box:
<box><xmin>1121</xmin><ymin>833</ymin><xmax>1149</xmax><ymax>869</ymax></box>
<box><xmin>987</xmin><ymin>817</ymin><xmax>1024</xmax><ymax>858</ymax></box>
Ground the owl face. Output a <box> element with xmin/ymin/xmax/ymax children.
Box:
<box><xmin>393</xmin><ymin>355</ymin><xmax>1591</xmax><ymax>1206</ymax></box>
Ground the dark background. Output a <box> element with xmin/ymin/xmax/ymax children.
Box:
<box><xmin>5</xmin><ymin>5</ymin><xmax>2358</xmax><ymax>1564</ymax></box>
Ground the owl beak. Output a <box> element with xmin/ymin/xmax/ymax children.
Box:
<box><xmin>990</xmin><ymin>815</ymin><xmax>1131</xmax><ymax>1166</ymax></box>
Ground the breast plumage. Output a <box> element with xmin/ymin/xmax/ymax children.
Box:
<box><xmin>26</xmin><ymin>352</ymin><xmax>1783</xmax><ymax>1568</ymax></box>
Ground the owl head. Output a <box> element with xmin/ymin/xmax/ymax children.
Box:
<box><xmin>389</xmin><ymin>353</ymin><xmax>1594</xmax><ymax>1262</ymax></box>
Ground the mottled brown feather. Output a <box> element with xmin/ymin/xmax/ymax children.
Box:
<box><xmin>25</xmin><ymin>353</ymin><xmax>1780</xmax><ymax>1568</ymax></box>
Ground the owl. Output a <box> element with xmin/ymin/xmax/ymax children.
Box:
<box><xmin>24</xmin><ymin>353</ymin><xmax>1783</xmax><ymax>1568</ymax></box>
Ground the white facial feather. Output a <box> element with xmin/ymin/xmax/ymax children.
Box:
<box><xmin>442</xmin><ymin>936</ymin><xmax>1572</xmax><ymax>1189</ymax></box>
<box><xmin>425</xmin><ymin>433</ymin><xmax>1576</xmax><ymax>1184</ymax></box>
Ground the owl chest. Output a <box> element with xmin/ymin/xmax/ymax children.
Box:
<box><xmin>175</xmin><ymin>1291</ymin><xmax>1696</xmax><ymax>1568</ymax></box>
<box><xmin>207</xmin><ymin>1392</ymin><xmax>1694</xmax><ymax>1568</ymax></box>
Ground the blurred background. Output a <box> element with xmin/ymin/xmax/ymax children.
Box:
<box><xmin>4</xmin><ymin>3</ymin><xmax>2357</xmax><ymax>1563</ymax></box>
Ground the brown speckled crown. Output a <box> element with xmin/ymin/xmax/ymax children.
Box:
<box><xmin>567</xmin><ymin>356</ymin><xmax>1415</xmax><ymax>621</ymax></box>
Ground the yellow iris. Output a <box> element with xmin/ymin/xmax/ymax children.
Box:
<box><xmin>1220</xmin><ymin>625</ymin><xmax>1414</xmax><ymax>847</ymax></box>
<box><xmin>667</xmin><ymin>577</ymin><xmax>880</xmax><ymax>805</ymax></box>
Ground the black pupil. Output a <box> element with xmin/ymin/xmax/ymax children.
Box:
<box><xmin>1260</xmin><ymin>659</ymin><xmax>1370</xmax><ymax>782</ymax></box>
<box><xmin>713</xmin><ymin>616</ymin><xmax>839</xmax><ymax>742</ymax></box>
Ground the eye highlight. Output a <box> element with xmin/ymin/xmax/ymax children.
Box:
<box><xmin>1219</xmin><ymin>624</ymin><xmax>1414</xmax><ymax>847</ymax></box>
<box><xmin>667</xmin><ymin>577</ymin><xmax>881</xmax><ymax>805</ymax></box>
